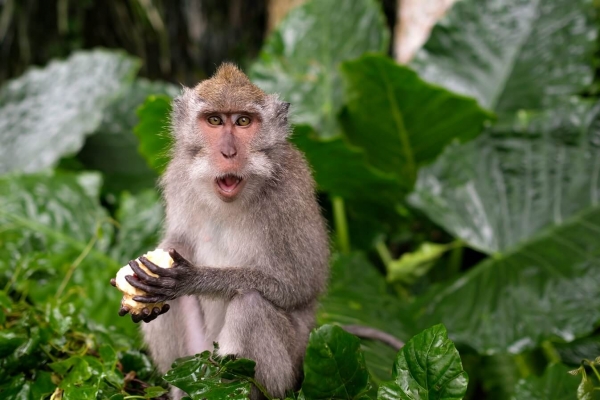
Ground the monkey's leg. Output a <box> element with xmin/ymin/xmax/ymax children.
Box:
<box><xmin>141</xmin><ymin>296</ymin><xmax>210</xmax><ymax>400</ymax></box>
<box><xmin>217</xmin><ymin>290</ymin><xmax>299</xmax><ymax>400</ymax></box>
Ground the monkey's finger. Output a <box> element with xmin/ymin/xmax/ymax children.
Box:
<box><xmin>128</xmin><ymin>260</ymin><xmax>162</xmax><ymax>283</ymax></box>
<box><xmin>133</xmin><ymin>295</ymin><xmax>169</xmax><ymax>303</ymax></box>
<box><xmin>168</xmin><ymin>248</ymin><xmax>188</xmax><ymax>267</ymax></box>
<box><xmin>138</xmin><ymin>256</ymin><xmax>175</xmax><ymax>277</ymax></box>
<box><xmin>131</xmin><ymin>313</ymin><xmax>144</xmax><ymax>323</ymax></box>
<box><xmin>124</xmin><ymin>275</ymin><xmax>165</xmax><ymax>294</ymax></box>
<box><xmin>160</xmin><ymin>303</ymin><xmax>170</xmax><ymax>314</ymax></box>
<box><xmin>142</xmin><ymin>307</ymin><xmax>162</xmax><ymax>323</ymax></box>
<box><xmin>110</xmin><ymin>278</ymin><xmax>116</xmax><ymax>287</ymax></box>
<box><xmin>118</xmin><ymin>306</ymin><xmax>130</xmax><ymax>316</ymax></box>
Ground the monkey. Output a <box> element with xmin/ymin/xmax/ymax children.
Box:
<box><xmin>113</xmin><ymin>63</ymin><xmax>330</xmax><ymax>399</ymax></box>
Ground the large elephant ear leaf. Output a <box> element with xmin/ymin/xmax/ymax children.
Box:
<box><xmin>408</xmin><ymin>100</ymin><xmax>600</xmax><ymax>354</ymax></box>
<box><xmin>0</xmin><ymin>50</ymin><xmax>140</xmax><ymax>174</ymax></box>
<box><xmin>410</xmin><ymin>100</ymin><xmax>600</xmax><ymax>254</ymax></box>
<box><xmin>250</xmin><ymin>0</ymin><xmax>389</xmax><ymax>138</ymax></box>
<box><xmin>411</xmin><ymin>0</ymin><xmax>596</xmax><ymax>112</ymax></box>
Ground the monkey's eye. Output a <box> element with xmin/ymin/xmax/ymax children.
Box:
<box><xmin>236</xmin><ymin>116</ymin><xmax>251</xmax><ymax>126</ymax></box>
<box><xmin>207</xmin><ymin>116</ymin><xmax>223</xmax><ymax>125</ymax></box>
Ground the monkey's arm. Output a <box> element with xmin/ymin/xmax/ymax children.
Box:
<box><xmin>125</xmin><ymin>248</ymin><xmax>320</xmax><ymax>311</ymax></box>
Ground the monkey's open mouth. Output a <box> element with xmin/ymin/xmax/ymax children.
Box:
<box><xmin>215</xmin><ymin>174</ymin><xmax>245</xmax><ymax>201</ymax></box>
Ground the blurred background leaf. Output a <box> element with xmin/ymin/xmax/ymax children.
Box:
<box><xmin>250</xmin><ymin>0</ymin><xmax>389</xmax><ymax>138</ymax></box>
<box><xmin>77</xmin><ymin>79</ymin><xmax>178</xmax><ymax>194</ymax></box>
<box><xmin>0</xmin><ymin>50</ymin><xmax>140</xmax><ymax>175</ymax></box>
<box><xmin>511</xmin><ymin>363</ymin><xmax>580</xmax><ymax>400</ymax></box>
<box><xmin>134</xmin><ymin>94</ymin><xmax>174</xmax><ymax>175</ymax></box>
<box><xmin>0</xmin><ymin>171</ymin><xmax>134</xmax><ymax>335</ymax></box>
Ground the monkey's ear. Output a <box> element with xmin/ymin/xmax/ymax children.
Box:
<box><xmin>171</xmin><ymin>87</ymin><xmax>204</xmax><ymax>138</ymax></box>
<box><xmin>275</xmin><ymin>100</ymin><xmax>291</xmax><ymax>125</ymax></box>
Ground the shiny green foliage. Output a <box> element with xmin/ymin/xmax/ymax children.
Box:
<box><xmin>410</xmin><ymin>101</ymin><xmax>600</xmax><ymax>254</ymax></box>
<box><xmin>0</xmin><ymin>50</ymin><xmax>140</xmax><ymax>174</ymax></box>
<box><xmin>2</xmin><ymin>0</ymin><xmax>600</xmax><ymax>398</ymax></box>
<box><xmin>411</xmin><ymin>0</ymin><xmax>597</xmax><ymax>112</ymax></box>
<box><xmin>250</xmin><ymin>0</ymin><xmax>389</xmax><ymax>138</ymax></box>
<box><xmin>408</xmin><ymin>102</ymin><xmax>600</xmax><ymax>354</ymax></box>
<box><xmin>0</xmin><ymin>293</ymin><xmax>158</xmax><ymax>399</ymax></box>
<box><xmin>300</xmin><ymin>325</ymin><xmax>371</xmax><ymax>399</ymax></box>
<box><xmin>164</xmin><ymin>347</ymin><xmax>256</xmax><ymax>400</ymax></box>
<box><xmin>340</xmin><ymin>55</ymin><xmax>492</xmax><ymax>187</ymax></box>
<box><xmin>379</xmin><ymin>325</ymin><xmax>468</xmax><ymax>400</ymax></box>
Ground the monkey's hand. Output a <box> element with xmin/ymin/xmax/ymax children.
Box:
<box><xmin>125</xmin><ymin>248</ymin><xmax>195</xmax><ymax>306</ymax></box>
<box><xmin>110</xmin><ymin>278</ymin><xmax>170</xmax><ymax>323</ymax></box>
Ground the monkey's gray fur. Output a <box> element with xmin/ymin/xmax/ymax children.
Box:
<box><xmin>140</xmin><ymin>65</ymin><xmax>330</xmax><ymax>400</ymax></box>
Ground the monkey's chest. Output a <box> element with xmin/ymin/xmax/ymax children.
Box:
<box><xmin>191</xmin><ymin>222</ymin><xmax>263</xmax><ymax>268</ymax></box>
<box><xmin>190</xmin><ymin>221</ymin><xmax>264</xmax><ymax>342</ymax></box>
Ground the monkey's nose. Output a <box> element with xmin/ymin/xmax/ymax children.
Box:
<box><xmin>221</xmin><ymin>149</ymin><xmax>237</xmax><ymax>159</ymax></box>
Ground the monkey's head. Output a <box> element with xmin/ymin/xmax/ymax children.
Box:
<box><xmin>170</xmin><ymin>63</ymin><xmax>290</xmax><ymax>205</ymax></box>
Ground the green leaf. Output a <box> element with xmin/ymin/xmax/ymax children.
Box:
<box><xmin>292</xmin><ymin>124</ymin><xmax>405</xmax><ymax>247</ymax></box>
<box><xmin>319</xmin><ymin>253</ymin><xmax>411</xmax><ymax>346</ymax></box>
<box><xmin>163</xmin><ymin>349</ymin><xmax>255</xmax><ymax>400</ymax></box>
<box><xmin>378</xmin><ymin>324</ymin><xmax>468</xmax><ymax>400</ymax></box>
<box><xmin>410</xmin><ymin>206</ymin><xmax>600</xmax><ymax>354</ymax></box>
<box><xmin>319</xmin><ymin>253</ymin><xmax>410</xmax><ymax>387</ymax></box>
<box><xmin>407</xmin><ymin>101</ymin><xmax>600</xmax><ymax>353</ymax></box>
<box><xmin>134</xmin><ymin>94</ymin><xmax>173</xmax><ymax>175</ymax></box>
<box><xmin>555</xmin><ymin>335</ymin><xmax>600</xmax><ymax>366</ymax></box>
<box><xmin>144</xmin><ymin>386</ymin><xmax>169</xmax><ymax>398</ymax></box>
<box><xmin>250</xmin><ymin>0</ymin><xmax>389</xmax><ymax>138</ymax></box>
<box><xmin>301</xmin><ymin>324</ymin><xmax>370</xmax><ymax>399</ymax></box>
<box><xmin>112</xmin><ymin>189</ymin><xmax>164</xmax><ymax>262</ymax></box>
<box><xmin>578</xmin><ymin>374</ymin><xmax>600</xmax><ymax>400</ymax></box>
<box><xmin>77</xmin><ymin>79</ymin><xmax>178</xmax><ymax>193</ymax></box>
<box><xmin>292</xmin><ymin>125</ymin><xmax>402</xmax><ymax>208</ymax></box>
<box><xmin>411</xmin><ymin>0</ymin><xmax>596</xmax><ymax>112</ymax></box>
<box><xmin>340</xmin><ymin>54</ymin><xmax>493</xmax><ymax>185</ymax></box>
<box><xmin>512</xmin><ymin>363</ymin><xmax>579</xmax><ymax>400</ymax></box>
<box><xmin>49</xmin><ymin>356</ymin><xmax>94</xmax><ymax>386</ymax></box>
<box><xmin>0</xmin><ymin>49</ymin><xmax>140</xmax><ymax>174</ymax></box>
<box><xmin>0</xmin><ymin>172</ymin><xmax>133</xmax><ymax>335</ymax></box>
<box><xmin>387</xmin><ymin>242</ymin><xmax>450</xmax><ymax>284</ymax></box>
<box><xmin>410</xmin><ymin>100</ymin><xmax>600</xmax><ymax>254</ymax></box>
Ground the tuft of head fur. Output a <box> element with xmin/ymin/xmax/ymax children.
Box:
<box><xmin>194</xmin><ymin>63</ymin><xmax>266</xmax><ymax>111</ymax></box>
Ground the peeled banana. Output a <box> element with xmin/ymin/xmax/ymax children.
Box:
<box><xmin>114</xmin><ymin>249</ymin><xmax>174</xmax><ymax>314</ymax></box>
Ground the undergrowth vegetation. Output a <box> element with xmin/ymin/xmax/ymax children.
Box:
<box><xmin>1</xmin><ymin>0</ymin><xmax>600</xmax><ymax>398</ymax></box>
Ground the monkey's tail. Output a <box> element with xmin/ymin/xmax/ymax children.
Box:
<box><xmin>342</xmin><ymin>325</ymin><xmax>404</xmax><ymax>351</ymax></box>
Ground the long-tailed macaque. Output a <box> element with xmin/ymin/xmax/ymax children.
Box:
<box><xmin>116</xmin><ymin>63</ymin><xmax>330</xmax><ymax>399</ymax></box>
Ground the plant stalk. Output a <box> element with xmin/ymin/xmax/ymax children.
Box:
<box><xmin>332</xmin><ymin>196</ymin><xmax>350</xmax><ymax>254</ymax></box>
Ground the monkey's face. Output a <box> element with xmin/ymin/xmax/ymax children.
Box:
<box><xmin>197</xmin><ymin>111</ymin><xmax>263</xmax><ymax>203</ymax></box>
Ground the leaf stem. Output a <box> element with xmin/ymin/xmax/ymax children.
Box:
<box><xmin>332</xmin><ymin>196</ymin><xmax>350</xmax><ymax>254</ymax></box>
<box><xmin>447</xmin><ymin>242</ymin><xmax>464</xmax><ymax>278</ymax></box>
<box><xmin>585</xmin><ymin>359</ymin><xmax>600</xmax><ymax>382</ymax></box>
<box><xmin>375</xmin><ymin>237</ymin><xmax>393</xmax><ymax>272</ymax></box>
<box><xmin>541</xmin><ymin>340</ymin><xmax>561</xmax><ymax>364</ymax></box>
<box><xmin>513</xmin><ymin>353</ymin><xmax>533</xmax><ymax>378</ymax></box>
<box><xmin>55</xmin><ymin>232</ymin><xmax>99</xmax><ymax>299</ymax></box>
